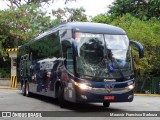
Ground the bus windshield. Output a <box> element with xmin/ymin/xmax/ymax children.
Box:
<box><xmin>75</xmin><ymin>32</ymin><xmax>133</xmax><ymax>79</ymax></box>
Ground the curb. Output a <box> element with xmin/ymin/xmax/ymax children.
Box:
<box><xmin>0</xmin><ymin>86</ymin><xmax>18</xmax><ymax>90</ymax></box>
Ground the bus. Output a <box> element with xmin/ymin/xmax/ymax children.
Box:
<box><xmin>17</xmin><ymin>22</ymin><xmax>144</xmax><ymax>108</ymax></box>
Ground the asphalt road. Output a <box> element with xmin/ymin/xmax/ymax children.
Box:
<box><xmin>0</xmin><ymin>89</ymin><xmax>160</xmax><ymax>120</ymax></box>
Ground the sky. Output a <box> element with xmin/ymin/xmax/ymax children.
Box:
<box><xmin>0</xmin><ymin>0</ymin><xmax>115</xmax><ymax>17</ymax></box>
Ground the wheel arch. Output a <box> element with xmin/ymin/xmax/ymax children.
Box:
<box><xmin>55</xmin><ymin>80</ymin><xmax>64</xmax><ymax>98</ymax></box>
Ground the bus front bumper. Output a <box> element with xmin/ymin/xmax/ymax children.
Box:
<box><xmin>76</xmin><ymin>86</ymin><xmax>134</xmax><ymax>103</ymax></box>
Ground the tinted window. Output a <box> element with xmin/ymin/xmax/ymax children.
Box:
<box><xmin>30</xmin><ymin>32</ymin><xmax>61</xmax><ymax>60</ymax></box>
<box><xmin>62</xmin><ymin>40</ymin><xmax>74</xmax><ymax>73</ymax></box>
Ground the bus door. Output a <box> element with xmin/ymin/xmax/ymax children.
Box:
<box><xmin>20</xmin><ymin>55</ymin><xmax>28</xmax><ymax>87</ymax></box>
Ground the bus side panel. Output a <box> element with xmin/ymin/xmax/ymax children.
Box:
<box><xmin>25</xmin><ymin>31</ymin><xmax>63</xmax><ymax>97</ymax></box>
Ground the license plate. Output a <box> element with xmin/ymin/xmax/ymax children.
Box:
<box><xmin>104</xmin><ymin>96</ymin><xmax>115</xmax><ymax>100</ymax></box>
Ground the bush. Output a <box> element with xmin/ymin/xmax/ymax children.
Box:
<box><xmin>0</xmin><ymin>68</ymin><xmax>10</xmax><ymax>78</ymax></box>
<box><xmin>111</xmin><ymin>14</ymin><xmax>160</xmax><ymax>76</ymax></box>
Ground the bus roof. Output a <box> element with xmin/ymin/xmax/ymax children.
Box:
<box><xmin>61</xmin><ymin>22</ymin><xmax>126</xmax><ymax>35</ymax></box>
<box><xmin>20</xmin><ymin>22</ymin><xmax>127</xmax><ymax>48</ymax></box>
<box><xmin>34</xmin><ymin>22</ymin><xmax>126</xmax><ymax>41</ymax></box>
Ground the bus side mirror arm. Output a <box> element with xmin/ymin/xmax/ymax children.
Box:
<box><xmin>130</xmin><ymin>40</ymin><xmax>144</xmax><ymax>58</ymax></box>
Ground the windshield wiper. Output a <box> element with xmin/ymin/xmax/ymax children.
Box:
<box><xmin>106</xmin><ymin>49</ymin><xmax>125</xmax><ymax>79</ymax></box>
<box><xmin>111</xmin><ymin>58</ymin><xmax>125</xmax><ymax>79</ymax></box>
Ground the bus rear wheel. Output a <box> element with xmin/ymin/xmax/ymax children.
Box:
<box><xmin>103</xmin><ymin>102</ymin><xmax>110</xmax><ymax>108</ymax></box>
<box><xmin>57</xmin><ymin>86</ymin><xmax>66</xmax><ymax>108</ymax></box>
<box><xmin>22</xmin><ymin>83</ymin><xmax>26</xmax><ymax>96</ymax></box>
<box><xmin>26</xmin><ymin>82</ymin><xmax>31</xmax><ymax>97</ymax></box>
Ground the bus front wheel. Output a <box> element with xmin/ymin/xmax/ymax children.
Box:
<box><xmin>103</xmin><ymin>102</ymin><xmax>110</xmax><ymax>108</ymax></box>
<box><xmin>57</xmin><ymin>86</ymin><xmax>66</xmax><ymax>108</ymax></box>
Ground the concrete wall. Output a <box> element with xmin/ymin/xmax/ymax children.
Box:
<box><xmin>0</xmin><ymin>78</ymin><xmax>10</xmax><ymax>86</ymax></box>
<box><xmin>11</xmin><ymin>66</ymin><xmax>16</xmax><ymax>76</ymax></box>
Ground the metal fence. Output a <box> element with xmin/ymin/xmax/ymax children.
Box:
<box><xmin>135</xmin><ymin>76</ymin><xmax>160</xmax><ymax>94</ymax></box>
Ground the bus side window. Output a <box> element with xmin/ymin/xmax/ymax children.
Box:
<box><xmin>62</xmin><ymin>40</ymin><xmax>74</xmax><ymax>73</ymax></box>
<box><xmin>66</xmin><ymin>48</ymin><xmax>73</xmax><ymax>73</ymax></box>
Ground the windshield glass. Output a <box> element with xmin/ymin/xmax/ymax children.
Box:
<box><xmin>105</xmin><ymin>35</ymin><xmax>129</xmax><ymax>60</ymax></box>
<box><xmin>75</xmin><ymin>32</ymin><xmax>133</xmax><ymax>79</ymax></box>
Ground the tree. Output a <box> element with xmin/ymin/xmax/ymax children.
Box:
<box><xmin>66</xmin><ymin>7</ymin><xmax>87</xmax><ymax>22</ymax></box>
<box><xmin>111</xmin><ymin>14</ymin><xmax>160</xmax><ymax>76</ymax></box>
<box><xmin>91</xmin><ymin>14</ymin><xmax>112</xmax><ymax>24</ymax></box>
<box><xmin>0</xmin><ymin>3</ymin><xmax>55</xmax><ymax>51</ymax></box>
<box><xmin>4</xmin><ymin>0</ymin><xmax>78</xmax><ymax>9</ymax></box>
<box><xmin>92</xmin><ymin>13</ymin><xmax>160</xmax><ymax>76</ymax></box>
<box><xmin>0</xmin><ymin>3</ymin><xmax>58</xmax><ymax>77</ymax></box>
<box><xmin>52</xmin><ymin>7</ymin><xmax>88</xmax><ymax>22</ymax></box>
<box><xmin>108</xmin><ymin>0</ymin><xmax>160</xmax><ymax>20</ymax></box>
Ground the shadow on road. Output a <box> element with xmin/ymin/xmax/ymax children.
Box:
<box><xmin>19</xmin><ymin>92</ymin><xmax>124</xmax><ymax>112</ymax></box>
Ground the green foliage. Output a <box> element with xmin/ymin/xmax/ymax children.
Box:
<box><xmin>52</xmin><ymin>7</ymin><xmax>88</xmax><ymax>22</ymax></box>
<box><xmin>4</xmin><ymin>0</ymin><xmax>77</xmax><ymax>8</ymax></box>
<box><xmin>112</xmin><ymin>14</ymin><xmax>160</xmax><ymax>76</ymax></box>
<box><xmin>0</xmin><ymin>68</ymin><xmax>10</xmax><ymax>78</ymax></box>
<box><xmin>0</xmin><ymin>3</ymin><xmax>54</xmax><ymax>51</ymax></box>
<box><xmin>0</xmin><ymin>3</ymin><xmax>56</xmax><ymax>78</ymax></box>
<box><xmin>108</xmin><ymin>0</ymin><xmax>160</xmax><ymax>20</ymax></box>
<box><xmin>0</xmin><ymin>58</ymin><xmax>10</xmax><ymax>78</ymax></box>
<box><xmin>92</xmin><ymin>13</ymin><xmax>160</xmax><ymax>76</ymax></box>
<box><xmin>66</xmin><ymin>7</ymin><xmax>88</xmax><ymax>22</ymax></box>
<box><xmin>105</xmin><ymin>0</ymin><xmax>160</xmax><ymax>76</ymax></box>
<box><xmin>91</xmin><ymin>14</ymin><xmax>112</xmax><ymax>24</ymax></box>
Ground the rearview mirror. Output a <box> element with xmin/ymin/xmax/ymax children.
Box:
<box><xmin>130</xmin><ymin>40</ymin><xmax>144</xmax><ymax>58</ymax></box>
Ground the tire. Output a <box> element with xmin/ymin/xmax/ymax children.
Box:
<box><xmin>103</xmin><ymin>102</ymin><xmax>110</xmax><ymax>108</ymax></box>
<box><xmin>57</xmin><ymin>85</ymin><xmax>66</xmax><ymax>108</ymax></box>
<box><xmin>26</xmin><ymin>82</ymin><xmax>31</xmax><ymax>97</ymax></box>
<box><xmin>22</xmin><ymin>82</ymin><xmax>26</xmax><ymax>96</ymax></box>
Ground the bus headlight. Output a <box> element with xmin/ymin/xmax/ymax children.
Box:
<box><xmin>126</xmin><ymin>84</ymin><xmax>135</xmax><ymax>90</ymax></box>
<box><xmin>74</xmin><ymin>82</ymin><xmax>92</xmax><ymax>90</ymax></box>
